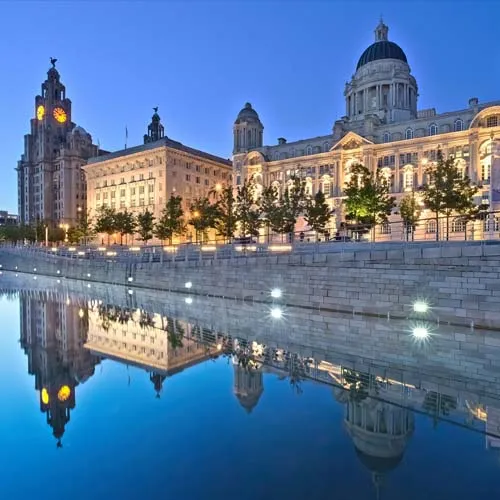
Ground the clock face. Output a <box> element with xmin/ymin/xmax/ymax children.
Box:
<box><xmin>53</xmin><ymin>106</ymin><xmax>67</xmax><ymax>123</ymax></box>
<box><xmin>36</xmin><ymin>105</ymin><xmax>45</xmax><ymax>121</ymax></box>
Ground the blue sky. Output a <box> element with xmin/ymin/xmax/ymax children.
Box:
<box><xmin>2</xmin><ymin>0</ymin><xmax>499</xmax><ymax>213</ymax></box>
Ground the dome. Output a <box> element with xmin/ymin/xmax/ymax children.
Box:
<box><xmin>72</xmin><ymin>125</ymin><xmax>87</xmax><ymax>135</ymax></box>
<box><xmin>356</xmin><ymin>40</ymin><xmax>407</xmax><ymax>70</ymax></box>
<box><xmin>354</xmin><ymin>447</ymin><xmax>404</xmax><ymax>474</ymax></box>
<box><xmin>235</xmin><ymin>102</ymin><xmax>261</xmax><ymax>124</ymax></box>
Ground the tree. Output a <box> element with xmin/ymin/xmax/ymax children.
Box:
<box><xmin>136</xmin><ymin>209</ymin><xmax>155</xmax><ymax>244</ymax></box>
<box><xmin>211</xmin><ymin>185</ymin><xmax>237</xmax><ymax>243</ymax></box>
<box><xmin>115</xmin><ymin>210</ymin><xmax>136</xmax><ymax>245</ymax></box>
<box><xmin>235</xmin><ymin>179</ymin><xmax>261</xmax><ymax>239</ymax></box>
<box><xmin>422</xmin><ymin>149</ymin><xmax>478</xmax><ymax>240</ymax></box>
<box><xmin>73</xmin><ymin>209</ymin><xmax>96</xmax><ymax>245</ymax></box>
<box><xmin>94</xmin><ymin>206</ymin><xmax>117</xmax><ymax>245</ymax></box>
<box><xmin>304</xmin><ymin>190</ymin><xmax>331</xmax><ymax>240</ymax></box>
<box><xmin>455</xmin><ymin>200</ymin><xmax>489</xmax><ymax>240</ymax></box>
<box><xmin>399</xmin><ymin>192</ymin><xmax>422</xmax><ymax>241</ymax></box>
<box><xmin>188</xmin><ymin>197</ymin><xmax>217</xmax><ymax>244</ymax></box>
<box><xmin>343</xmin><ymin>164</ymin><xmax>395</xmax><ymax>240</ymax></box>
<box><xmin>155</xmin><ymin>195</ymin><xmax>186</xmax><ymax>245</ymax></box>
<box><xmin>259</xmin><ymin>184</ymin><xmax>280</xmax><ymax>243</ymax></box>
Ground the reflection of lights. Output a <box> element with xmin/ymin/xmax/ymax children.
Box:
<box><xmin>185</xmin><ymin>281</ymin><xmax>192</xmax><ymax>289</ymax></box>
<box><xmin>129</xmin><ymin>246</ymin><xmax>141</xmax><ymax>252</ymax></box>
<box><xmin>97</xmin><ymin>247</ymin><xmax>106</xmax><ymax>252</ymax></box>
<box><xmin>269</xmin><ymin>245</ymin><xmax>292</xmax><ymax>252</ymax></box>
<box><xmin>56</xmin><ymin>279</ymin><xmax>60</xmax><ymax>283</ymax></box>
<box><xmin>163</xmin><ymin>246</ymin><xmax>177</xmax><ymax>253</ymax></box>
<box><xmin>57</xmin><ymin>385</ymin><xmax>71</xmax><ymax>402</ymax></box>
<box><xmin>56</xmin><ymin>270</ymin><xmax>60</xmax><ymax>274</ymax></box>
<box><xmin>78</xmin><ymin>308</ymin><xmax>84</xmax><ymax>318</ymax></box>
<box><xmin>127</xmin><ymin>277</ymin><xmax>133</xmax><ymax>282</ymax></box>
<box><xmin>216</xmin><ymin>343</ymin><xmax>222</xmax><ymax>351</ymax></box>
<box><xmin>235</xmin><ymin>245</ymin><xmax>257</xmax><ymax>252</ymax></box>
<box><xmin>33</xmin><ymin>276</ymin><xmax>37</xmax><ymax>280</ymax></box>
<box><xmin>41</xmin><ymin>388</ymin><xmax>49</xmax><ymax>405</ymax></box>
<box><xmin>413</xmin><ymin>300</ymin><xmax>429</xmax><ymax>313</ymax></box>
<box><xmin>87</xmin><ymin>273</ymin><xmax>91</xmax><ymax>278</ymax></box>
<box><xmin>106</xmin><ymin>251</ymin><xmax>117</xmax><ymax>257</ymax></box>
<box><xmin>33</xmin><ymin>268</ymin><xmax>37</xmax><ymax>272</ymax></box>
<box><xmin>128</xmin><ymin>289</ymin><xmax>133</xmax><ymax>295</ymax></box>
<box><xmin>270</xmin><ymin>307</ymin><xmax>283</xmax><ymax>319</ymax></box>
<box><xmin>77</xmin><ymin>251</ymin><xmax>85</xmax><ymax>256</ymax></box>
<box><xmin>51</xmin><ymin>248</ymin><xmax>57</xmax><ymax>252</ymax></box>
<box><xmin>87</xmin><ymin>284</ymin><xmax>91</xmax><ymax>288</ymax></box>
<box><xmin>201</xmin><ymin>246</ymin><xmax>216</xmax><ymax>252</ymax></box>
<box><xmin>185</xmin><ymin>297</ymin><xmax>193</xmax><ymax>304</ymax></box>
<box><xmin>68</xmin><ymin>247</ymin><xmax>76</xmax><ymax>252</ymax></box>
<box><xmin>271</xmin><ymin>288</ymin><xmax>282</xmax><ymax>299</ymax></box>
<box><xmin>412</xmin><ymin>326</ymin><xmax>429</xmax><ymax>339</ymax></box>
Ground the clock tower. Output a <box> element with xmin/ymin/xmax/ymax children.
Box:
<box><xmin>17</xmin><ymin>59</ymin><xmax>99</xmax><ymax>228</ymax></box>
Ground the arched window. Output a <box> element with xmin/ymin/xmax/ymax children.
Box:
<box><xmin>306</xmin><ymin>146</ymin><xmax>313</xmax><ymax>155</ymax></box>
<box><xmin>381</xmin><ymin>167</ymin><xmax>391</xmax><ymax>184</ymax></box>
<box><xmin>454</xmin><ymin>119</ymin><xmax>464</xmax><ymax>132</ymax></box>
<box><xmin>405</xmin><ymin>128</ymin><xmax>413</xmax><ymax>140</ymax></box>
<box><xmin>321</xmin><ymin>175</ymin><xmax>332</xmax><ymax>197</ymax></box>
<box><xmin>451</xmin><ymin>218</ymin><xmax>466</xmax><ymax>233</ymax></box>
<box><xmin>455</xmin><ymin>158</ymin><xmax>466</xmax><ymax>178</ymax></box>
<box><xmin>429</xmin><ymin>123</ymin><xmax>438</xmax><ymax>136</ymax></box>
<box><xmin>426</xmin><ymin>220</ymin><xmax>437</xmax><ymax>234</ymax></box>
<box><xmin>486</xmin><ymin>116</ymin><xmax>499</xmax><ymax>128</ymax></box>
<box><xmin>383</xmin><ymin>132</ymin><xmax>391</xmax><ymax>143</ymax></box>
<box><xmin>403</xmin><ymin>166</ymin><xmax>414</xmax><ymax>191</ymax></box>
<box><xmin>323</xmin><ymin>142</ymin><xmax>330</xmax><ymax>152</ymax></box>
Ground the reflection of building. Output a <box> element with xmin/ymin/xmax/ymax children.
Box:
<box><xmin>19</xmin><ymin>293</ymin><xmax>98</xmax><ymax>446</ymax></box>
<box><xmin>233</xmin><ymin>20</ymin><xmax>500</xmax><ymax>240</ymax></box>
<box><xmin>84</xmin><ymin>306</ymin><xmax>217</xmax><ymax>397</ymax></box>
<box><xmin>83</xmin><ymin>109</ymin><xmax>233</xmax><ymax>244</ymax></box>
<box><xmin>232</xmin><ymin>359</ymin><xmax>264</xmax><ymax>413</ymax></box>
<box><xmin>17</xmin><ymin>60</ymin><xmax>101</xmax><ymax>226</ymax></box>
<box><xmin>0</xmin><ymin>210</ymin><xmax>18</xmax><ymax>226</ymax></box>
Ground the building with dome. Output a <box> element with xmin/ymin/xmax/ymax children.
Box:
<box><xmin>16</xmin><ymin>59</ymin><xmax>103</xmax><ymax>227</ymax></box>
<box><xmin>232</xmin><ymin>20</ymin><xmax>500</xmax><ymax>240</ymax></box>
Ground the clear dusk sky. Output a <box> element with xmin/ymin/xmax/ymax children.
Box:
<box><xmin>1</xmin><ymin>0</ymin><xmax>499</xmax><ymax>213</ymax></box>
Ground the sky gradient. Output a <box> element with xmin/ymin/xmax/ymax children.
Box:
<box><xmin>2</xmin><ymin>0</ymin><xmax>499</xmax><ymax>213</ymax></box>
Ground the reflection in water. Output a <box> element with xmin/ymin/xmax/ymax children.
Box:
<box><xmin>4</xmin><ymin>284</ymin><xmax>500</xmax><ymax>497</ymax></box>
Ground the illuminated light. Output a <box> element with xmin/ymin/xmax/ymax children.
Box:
<box><xmin>41</xmin><ymin>388</ymin><xmax>49</xmax><ymax>405</ymax></box>
<box><xmin>15</xmin><ymin>274</ymin><xmax>18</xmax><ymax>277</ymax></box>
<box><xmin>271</xmin><ymin>288</ymin><xmax>282</xmax><ymax>299</ymax></box>
<box><xmin>87</xmin><ymin>273</ymin><xmax>91</xmax><ymax>278</ymax></box>
<box><xmin>87</xmin><ymin>284</ymin><xmax>91</xmax><ymax>288</ymax></box>
<box><xmin>77</xmin><ymin>251</ymin><xmax>85</xmax><ymax>256</ymax></box>
<box><xmin>215</xmin><ymin>183</ymin><xmax>222</xmax><ymax>192</ymax></box>
<box><xmin>36</xmin><ymin>105</ymin><xmax>45</xmax><ymax>121</ymax></box>
<box><xmin>56</xmin><ymin>279</ymin><xmax>60</xmax><ymax>283</ymax></box>
<box><xmin>201</xmin><ymin>246</ymin><xmax>217</xmax><ymax>252</ymax></box>
<box><xmin>78</xmin><ymin>308</ymin><xmax>84</xmax><ymax>318</ymax></box>
<box><xmin>66</xmin><ymin>298</ymin><xmax>71</xmax><ymax>305</ymax></box>
<box><xmin>57</xmin><ymin>385</ymin><xmax>71</xmax><ymax>402</ymax></box>
<box><xmin>56</xmin><ymin>270</ymin><xmax>60</xmax><ymax>274</ymax></box>
<box><xmin>216</xmin><ymin>343</ymin><xmax>222</xmax><ymax>351</ymax></box>
<box><xmin>68</xmin><ymin>247</ymin><xmax>76</xmax><ymax>252</ymax></box>
<box><xmin>235</xmin><ymin>245</ymin><xmax>257</xmax><ymax>252</ymax></box>
<box><xmin>0</xmin><ymin>271</ymin><xmax>2</xmax><ymax>275</ymax></box>
<box><xmin>412</xmin><ymin>326</ymin><xmax>429</xmax><ymax>339</ymax></box>
<box><xmin>413</xmin><ymin>301</ymin><xmax>429</xmax><ymax>313</ymax></box>
<box><xmin>127</xmin><ymin>277</ymin><xmax>133</xmax><ymax>282</ymax></box>
<box><xmin>185</xmin><ymin>281</ymin><xmax>192</xmax><ymax>289</ymax></box>
<box><xmin>269</xmin><ymin>245</ymin><xmax>292</xmax><ymax>252</ymax></box>
<box><xmin>106</xmin><ymin>251</ymin><xmax>117</xmax><ymax>257</ymax></box>
<box><xmin>14</xmin><ymin>266</ymin><xmax>17</xmax><ymax>270</ymax></box>
<box><xmin>185</xmin><ymin>297</ymin><xmax>193</xmax><ymax>304</ymax></box>
<box><xmin>128</xmin><ymin>289</ymin><xmax>133</xmax><ymax>295</ymax></box>
<box><xmin>270</xmin><ymin>307</ymin><xmax>283</xmax><ymax>319</ymax></box>
<box><xmin>163</xmin><ymin>246</ymin><xmax>177</xmax><ymax>252</ymax></box>
<box><xmin>51</xmin><ymin>248</ymin><xmax>57</xmax><ymax>252</ymax></box>
<box><xmin>33</xmin><ymin>276</ymin><xmax>37</xmax><ymax>280</ymax></box>
<box><xmin>97</xmin><ymin>247</ymin><xmax>106</xmax><ymax>252</ymax></box>
<box><xmin>33</xmin><ymin>268</ymin><xmax>37</xmax><ymax>272</ymax></box>
<box><xmin>129</xmin><ymin>246</ymin><xmax>141</xmax><ymax>252</ymax></box>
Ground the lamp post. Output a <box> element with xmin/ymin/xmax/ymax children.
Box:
<box><xmin>45</xmin><ymin>225</ymin><xmax>49</xmax><ymax>247</ymax></box>
<box><xmin>192</xmin><ymin>210</ymin><xmax>200</xmax><ymax>244</ymax></box>
<box><xmin>59</xmin><ymin>223</ymin><xmax>69</xmax><ymax>244</ymax></box>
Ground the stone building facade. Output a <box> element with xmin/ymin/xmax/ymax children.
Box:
<box><xmin>232</xmin><ymin>20</ymin><xmax>500</xmax><ymax>241</ymax></box>
<box><xmin>17</xmin><ymin>59</ymin><xmax>100</xmax><ymax>227</ymax></box>
<box><xmin>84</xmin><ymin>110</ymin><xmax>232</xmax><ymax>244</ymax></box>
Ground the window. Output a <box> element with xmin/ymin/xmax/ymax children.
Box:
<box><xmin>149</xmin><ymin>171</ymin><xmax>153</xmax><ymax>179</ymax></box>
<box><xmin>323</xmin><ymin>142</ymin><xmax>330</xmax><ymax>152</ymax></box>
<box><xmin>186</xmin><ymin>174</ymin><xmax>191</xmax><ymax>181</ymax></box>
<box><xmin>149</xmin><ymin>184</ymin><xmax>154</xmax><ymax>192</ymax></box>
<box><xmin>383</xmin><ymin>132</ymin><xmax>391</xmax><ymax>143</ymax></box>
<box><xmin>451</xmin><ymin>218</ymin><xmax>466</xmax><ymax>233</ymax></box>
<box><xmin>481</xmin><ymin>163</ymin><xmax>491</xmax><ymax>183</ymax></box>
<box><xmin>196</xmin><ymin>177</ymin><xmax>200</xmax><ymax>184</ymax></box>
<box><xmin>139</xmin><ymin>174</ymin><xmax>144</xmax><ymax>180</ymax></box>
<box><xmin>403</xmin><ymin>167</ymin><xmax>414</xmax><ymax>191</ymax></box>
<box><xmin>426</xmin><ymin>220</ymin><xmax>437</xmax><ymax>233</ymax></box>
<box><xmin>405</xmin><ymin>128</ymin><xmax>413</xmax><ymax>140</ymax></box>
<box><xmin>306</xmin><ymin>146</ymin><xmax>313</xmax><ymax>155</ymax></box>
<box><xmin>139</xmin><ymin>186</ymin><xmax>145</xmax><ymax>194</ymax></box>
<box><xmin>454</xmin><ymin>119</ymin><xmax>464</xmax><ymax>132</ymax></box>
<box><xmin>429</xmin><ymin>123</ymin><xmax>438</xmax><ymax>136</ymax></box>
<box><xmin>486</xmin><ymin>116</ymin><xmax>498</xmax><ymax>128</ymax></box>
<box><xmin>130</xmin><ymin>187</ymin><xmax>136</xmax><ymax>195</ymax></box>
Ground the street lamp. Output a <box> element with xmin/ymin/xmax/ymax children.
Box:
<box><xmin>192</xmin><ymin>210</ymin><xmax>200</xmax><ymax>244</ymax></box>
<box><xmin>59</xmin><ymin>223</ymin><xmax>69</xmax><ymax>244</ymax></box>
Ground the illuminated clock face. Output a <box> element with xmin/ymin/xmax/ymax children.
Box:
<box><xmin>36</xmin><ymin>105</ymin><xmax>45</xmax><ymax>121</ymax></box>
<box><xmin>53</xmin><ymin>106</ymin><xmax>67</xmax><ymax>123</ymax></box>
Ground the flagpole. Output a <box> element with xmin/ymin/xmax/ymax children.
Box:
<box><xmin>125</xmin><ymin>125</ymin><xmax>128</xmax><ymax>150</ymax></box>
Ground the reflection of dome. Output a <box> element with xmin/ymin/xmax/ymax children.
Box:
<box><xmin>355</xmin><ymin>446</ymin><xmax>404</xmax><ymax>474</ymax></box>
<box><xmin>236</xmin><ymin>392</ymin><xmax>262</xmax><ymax>414</ymax></box>
<box><xmin>234</xmin><ymin>102</ymin><xmax>261</xmax><ymax>124</ymax></box>
<box><xmin>357</xmin><ymin>41</ymin><xmax>407</xmax><ymax>70</ymax></box>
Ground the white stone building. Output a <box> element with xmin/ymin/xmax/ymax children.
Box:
<box><xmin>232</xmin><ymin>20</ymin><xmax>500</xmax><ymax>241</ymax></box>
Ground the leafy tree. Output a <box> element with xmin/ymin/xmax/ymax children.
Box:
<box><xmin>235</xmin><ymin>179</ymin><xmax>261</xmax><ymax>239</ymax></box>
<box><xmin>71</xmin><ymin>209</ymin><xmax>96</xmax><ymax>245</ymax></box>
<box><xmin>155</xmin><ymin>195</ymin><xmax>186</xmax><ymax>245</ymax></box>
<box><xmin>343</xmin><ymin>164</ymin><xmax>395</xmax><ymax>240</ymax></box>
<box><xmin>115</xmin><ymin>210</ymin><xmax>136</xmax><ymax>245</ymax></box>
<box><xmin>188</xmin><ymin>197</ymin><xmax>218</xmax><ymax>244</ymax></box>
<box><xmin>211</xmin><ymin>185</ymin><xmax>237</xmax><ymax>243</ymax></box>
<box><xmin>455</xmin><ymin>200</ymin><xmax>489</xmax><ymax>240</ymax></box>
<box><xmin>422</xmin><ymin>149</ymin><xmax>478</xmax><ymax>240</ymax></box>
<box><xmin>94</xmin><ymin>206</ymin><xmax>117</xmax><ymax>245</ymax></box>
<box><xmin>259</xmin><ymin>184</ymin><xmax>280</xmax><ymax>242</ymax></box>
<box><xmin>399</xmin><ymin>193</ymin><xmax>422</xmax><ymax>241</ymax></box>
<box><xmin>136</xmin><ymin>209</ymin><xmax>155</xmax><ymax>244</ymax></box>
<box><xmin>304</xmin><ymin>190</ymin><xmax>331</xmax><ymax>240</ymax></box>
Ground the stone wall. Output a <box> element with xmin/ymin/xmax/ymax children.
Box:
<box><xmin>2</xmin><ymin>242</ymin><xmax>500</xmax><ymax>329</ymax></box>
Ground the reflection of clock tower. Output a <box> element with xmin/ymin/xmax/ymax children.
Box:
<box><xmin>17</xmin><ymin>58</ymin><xmax>101</xmax><ymax>227</ymax></box>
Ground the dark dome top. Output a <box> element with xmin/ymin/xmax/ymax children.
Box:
<box><xmin>235</xmin><ymin>102</ymin><xmax>261</xmax><ymax>124</ymax></box>
<box><xmin>356</xmin><ymin>41</ymin><xmax>407</xmax><ymax>70</ymax></box>
<box><xmin>354</xmin><ymin>446</ymin><xmax>404</xmax><ymax>473</ymax></box>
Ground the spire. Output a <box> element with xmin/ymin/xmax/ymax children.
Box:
<box><xmin>375</xmin><ymin>18</ymin><xmax>389</xmax><ymax>42</ymax></box>
<box><xmin>144</xmin><ymin>107</ymin><xmax>165</xmax><ymax>144</ymax></box>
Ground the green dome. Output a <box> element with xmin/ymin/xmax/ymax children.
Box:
<box><xmin>357</xmin><ymin>41</ymin><xmax>407</xmax><ymax>70</ymax></box>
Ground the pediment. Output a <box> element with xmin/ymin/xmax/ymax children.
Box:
<box><xmin>331</xmin><ymin>132</ymin><xmax>373</xmax><ymax>151</ymax></box>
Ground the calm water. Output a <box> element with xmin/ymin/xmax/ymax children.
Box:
<box><xmin>1</xmin><ymin>273</ymin><xmax>500</xmax><ymax>499</ymax></box>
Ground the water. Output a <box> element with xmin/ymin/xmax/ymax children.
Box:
<box><xmin>1</xmin><ymin>273</ymin><xmax>500</xmax><ymax>499</ymax></box>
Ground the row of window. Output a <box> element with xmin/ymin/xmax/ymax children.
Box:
<box><xmin>272</xmin><ymin>142</ymin><xmax>331</xmax><ymax>161</ymax></box>
<box><xmin>383</xmin><ymin>119</ymin><xmax>466</xmax><ymax>143</ymax></box>
<box><xmin>379</xmin><ymin>218</ymin><xmax>500</xmax><ymax>235</ymax></box>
